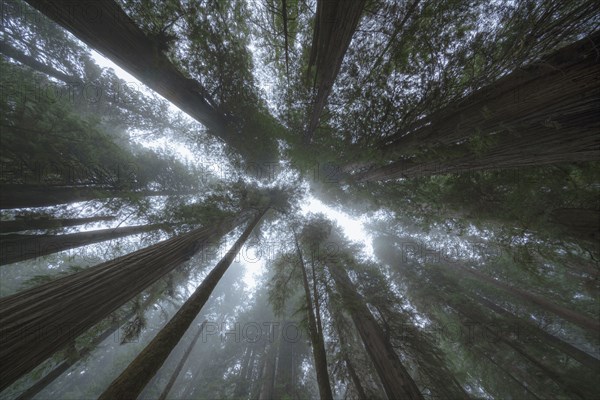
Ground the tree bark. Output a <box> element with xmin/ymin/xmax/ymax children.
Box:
<box><xmin>294</xmin><ymin>232</ymin><xmax>334</xmax><ymax>400</ymax></box>
<box><xmin>0</xmin><ymin>215</ymin><xmax>115</xmax><ymax>234</ymax></box>
<box><xmin>457</xmin><ymin>265</ymin><xmax>600</xmax><ymax>333</ymax></box>
<box><xmin>98</xmin><ymin>207</ymin><xmax>268</xmax><ymax>400</ymax></box>
<box><xmin>0</xmin><ymin>184</ymin><xmax>189</xmax><ymax>209</ymax></box>
<box><xmin>355</xmin><ymin>31</ymin><xmax>600</xmax><ymax>181</ymax></box>
<box><xmin>549</xmin><ymin>208</ymin><xmax>600</xmax><ymax>246</ymax></box>
<box><xmin>1</xmin><ymin>223</ymin><xmax>168</xmax><ymax>265</ymax></box>
<box><xmin>328</xmin><ymin>263</ymin><xmax>423</xmax><ymax>400</ymax></box>
<box><xmin>0</xmin><ymin>215</ymin><xmax>238</xmax><ymax>390</ymax></box>
<box><xmin>305</xmin><ymin>0</ymin><xmax>367</xmax><ymax>142</ymax></box>
<box><xmin>23</xmin><ymin>0</ymin><xmax>226</xmax><ymax>133</ymax></box>
<box><xmin>157</xmin><ymin>320</ymin><xmax>208</xmax><ymax>400</ymax></box>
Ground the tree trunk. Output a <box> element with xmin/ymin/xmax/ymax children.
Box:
<box><xmin>472</xmin><ymin>294</ymin><xmax>600</xmax><ymax>370</ymax></box>
<box><xmin>234</xmin><ymin>345</ymin><xmax>253</xmax><ymax>398</ymax></box>
<box><xmin>98</xmin><ymin>207</ymin><xmax>268</xmax><ymax>400</ymax></box>
<box><xmin>258</xmin><ymin>341</ymin><xmax>277</xmax><ymax>400</ymax></box>
<box><xmin>344</xmin><ymin>353</ymin><xmax>368</xmax><ymax>400</ymax></box>
<box><xmin>23</xmin><ymin>0</ymin><xmax>231</xmax><ymax>144</ymax></box>
<box><xmin>549</xmin><ymin>208</ymin><xmax>600</xmax><ymax>246</ymax></box>
<box><xmin>294</xmin><ymin>232</ymin><xmax>334</xmax><ymax>400</ymax></box>
<box><xmin>274</xmin><ymin>320</ymin><xmax>295</xmax><ymax>399</ymax></box>
<box><xmin>457</xmin><ymin>265</ymin><xmax>600</xmax><ymax>333</ymax></box>
<box><xmin>1</xmin><ymin>223</ymin><xmax>168</xmax><ymax>265</ymax></box>
<box><xmin>354</xmin><ymin>32</ymin><xmax>600</xmax><ymax>181</ymax></box>
<box><xmin>305</xmin><ymin>0</ymin><xmax>366</xmax><ymax>142</ymax></box>
<box><xmin>157</xmin><ymin>320</ymin><xmax>208</xmax><ymax>400</ymax></box>
<box><xmin>0</xmin><ymin>215</ymin><xmax>115</xmax><ymax>234</ymax></box>
<box><xmin>0</xmin><ymin>184</ymin><xmax>189</xmax><ymax>209</ymax></box>
<box><xmin>328</xmin><ymin>263</ymin><xmax>423</xmax><ymax>400</ymax></box>
<box><xmin>0</xmin><ymin>40</ymin><xmax>81</xmax><ymax>84</ymax></box>
<box><xmin>0</xmin><ymin>215</ymin><xmax>239</xmax><ymax>390</ymax></box>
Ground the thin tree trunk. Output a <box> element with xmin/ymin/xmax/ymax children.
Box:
<box><xmin>293</xmin><ymin>232</ymin><xmax>334</xmax><ymax>400</ymax></box>
<box><xmin>457</xmin><ymin>265</ymin><xmax>600</xmax><ymax>333</ymax></box>
<box><xmin>234</xmin><ymin>345</ymin><xmax>253</xmax><ymax>398</ymax></box>
<box><xmin>258</xmin><ymin>338</ymin><xmax>277</xmax><ymax>400</ymax></box>
<box><xmin>0</xmin><ymin>215</ymin><xmax>238</xmax><ymax>390</ymax></box>
<box><xmin>0</xmin><ymin>40</ymin><xmax>81</xmax><ymax>84</ymax></box>
<box><xmin>344</xmin><ymin>353</ymin><xmax>368</xmax><ymax>400</ymax></box>
<box><xmin>328</xmin><ymin>263</ymin><xmax>423</xmax><ymax>400</ymax></box>
<box><xmin>1</xmin><ymin>223</ymin><xmax>168</xmax><ymax>265</ymax></box>
<box><xmin>98</xmin><ymin>207</ymin><xmax>268</xmax><ymax>400</ymax></box>
<box><xmin>157</xmin><ymin>320</ymin><xmax>208</xmax><ymax>400</ymax></box>
<box><xmin>0</xmin><ymin>215</ymin><xmax>115</xmax><ymax>234</ymax></box>
<box><xmin>472</xmin><ymin>294</ymin><xmax>600</xmax><ymax>370</ymax></box>
<box><xmin>0</xmin><ymin>184</ymin><xmax>189</xmax><ymax>209</ymax></box>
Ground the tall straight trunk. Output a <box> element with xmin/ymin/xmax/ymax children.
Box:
<box><xmin>0</xmin><ymin>40</ymin><xmax>81</xmax><ymax>84</ymax></box>
<box><xmin>98</xmin><ymin>207</ymin><xmax>269</xmax><ymax>400</ymax></box>
<box><xmin>355</xmin><ymin>32</ymin><xmax>600</xmax><ymax>181</ymax></box>
<box><xmin>258</xmin><ymin>340</ymin><xmax>277</xmax><ymax>400</ymax></box>
<box><xmin>472</xmin><ymin>294</ymin><xmax>600</xmax><ymax>370</ymax></box>
<box><xmin>234</xmin><ymin>345</ymin><xmax>253</xmax><ymax>398</ymax></box>
<box><xmin>23</xmin><ymin>0</ymin><xmax>227</xmax><ymax>140</ymax></box>
<box><xmin>157</xmin><ymin>320</ymin><xmax>208</xmax><ymax>400</ymax></box>
<box><xmin>328</xmin><ymin>263</ymin><xmax>423</xmax><ymax>400</ymax></box>
<box><xmin>0</xmin><ymin>216</ymin><xmax>238</xmax><ymax>390</ymax></box>
<box><xmin>15</xmin><ymin>291</ymin><xmax>159</xmax><ymax>400</ymax></box>
<box><xmin>344</xmin><ymin>353</ymin><xmax>368</xmax><ymax>400</ymax></box>
<box><xmin>293</xmin><ymin>233</ymin><xmax>334</xmax><ymax>400</ymax></box>
<box><xmin>1</xmin><ymin>223</ymin><xmax>168</xmax><ymax>265</ymax></box>
<box><xmin>457</xmin><ymin>265</ymin><xmax>600</xmax><ymax>333</ymax></box>
<box><xmin>274</xmin><ymin>320</ymin><xmax>295</xmax><ymax>399</ymax></box>
<box><xmin>304</xmin><ymin>0</ymin><xmax>366</xmax><ymax>142</ymax></box>
<box><xmin>0</xmin><ymin>215</ymin><xmax>115</xmax><ymax>234</ymax></box>
<box><xmin>0</xmin><ymin>184</ymin><xmax>188</xmax><ymax>209</ymax></box>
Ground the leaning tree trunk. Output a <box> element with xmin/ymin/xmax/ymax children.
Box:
<box><xmin>23</xmin><ymin>0</ymin><xmax>227</xmax><ymax>141</ymax></box>
<box><xmin>294</xmin><ymin>232</ymin><xmax>334</xmax><ymax>400</ymax></box>
<box><xmin>328</xmin><ymin>263</ymin><xmax>423</xmax><ymax>400</ymax></box>
<box><xmin>157</xmin><ymin>320</ymin><xmax>208</xmax><ymax>400</ymax></box>
<box><xmin>0</xmin><ymin>215</ymin><xmax>239</xmax><ymax>390</ymax></box>
<box><xmin>0</xmin><ymin>40</ymin><xmax>81</xmax><ymax>84</ymax></box>
<box><xmin>98</xmin><ymin>207</ymin><xmax>269</xmax><ymax>400</ymax></box>
<box><xmin>1</xmin><ymin>223</ymin><xmax>168</xmax><ymax>265</ymax></box>
<box><xmin>456</xmin><ymin>265</ymin><xmax>600</xmax><ymax>333</ymax></box>
<box><xmin>0</xmin><ymin>184</ymin><xmax>189</xmax><ymax>209</ymax></box>
<box><xmin>0</xmin><ymin>215</ymin><xmax>115</xmax><ymax>234</ymax></box>
<box><xmin>354</xmin><ymin>31</ymin><xmax>600</xmax><ymax>182</ymax></box>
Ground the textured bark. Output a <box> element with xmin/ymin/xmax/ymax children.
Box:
<box><xmin>1</xmin><ymin>223</ymin><xmax>167</xmax><ymax>265</ymax></box>
<box><xmin>355</xmin><ymin>32</ymin><xmax>600</xmax><ymax>181</ymax></box>
<box><xmin>329</xmin><ymin>263</ymin><xmax>423</xmax><ymax>400</ymax></box>
<box><xmin>457</xmin><ymin>265</ymin><xmax>600</xmax><ymax>333</ymax></box>
<box><xmin>157</xmin><ymin>320</ymin><xmax>208</xmax><ymax>400</ymax></box>
<box><xmin>0</xmin><ymin>215</ymin><xmax>114</xmax><ymax>233</ymax></box>
<box><xmin>473</xmin><ymin>294</ymin><xmax>600</xmax><ymax>370</ymax></box>
<box><xmin>0</xmin><ymin>216</ymin><xmax>238</xmax><ymax>390</ymax></box>
<box><xmin>305</xmin><ymin>0</ymin><xmax>367</xmax><ymax>142</ymax></box>
<box><xmin>344</xmin><ymin>353</ymin><xmax>368</xmax><ymax>400</ymax></box>
<box><xmin>0</xmin><ymin>184</ymin><xmax>186</xmax><ymax>209</ymax></box>
<box><xmin>24</xmin><ymin>0</ymin><xmax>226</xmax><ymax>135</ymax></box>
<box><xmin>98</xmin><ymin>208</ymin><xmax>268</xmax><ymax>400</ymax></box>
<box><xmin>294</xmin><ymin>233</ymin><xmax>334</xmax><ymax>400</ymax></box>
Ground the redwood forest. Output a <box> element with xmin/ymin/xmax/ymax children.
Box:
<box><xmin>0</xmin><ymin>0</ymin><xmax>599</xmax><ymax>399</ymax></box>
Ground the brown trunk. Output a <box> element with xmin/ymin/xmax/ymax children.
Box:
<box><xmin>355</xmin><ymin>32</ymin><xmax>600</xmax><ymax>181</ymax></box>
<box><xmin>0</xmin><ymin>215</ymin><xmax>115</xmax><ymax>234</ymax></box>
<box><xmin>98</xmin><ymin>208</ymin><xmax>268</xmax><ymax>400</ymax></box>
<box><xmin>157</xmin><ymin>320</ymin><xmax>208</xmax><ymax>400</ymax></box>
<box><xmin>1</xmin><ymin>223</ymin><xmax>168</xmax><ymax>265</ymax></box>
<box><xmin>473</xmin><ymin>294</ymin><xmax>600</xmax><ymax>370</ymax></box>
<box><xmin>0</xmin><ymin>184</ymin><xmax>188</xmax><ymax>209</ymax></box>
<box><xmin>305</xmin><ymin>0</ymin><xmax>367</xmax><ymax>142</ymax></box>
<box><xmin>344</xmin><ymin>353</ymin><xmax>368</xmax><ymax>400</ymax></box>
<box><xmin>0</xmin><ymin>215</ymin><xmax>238</xmax><ymax>390</ymax></box>
<box><xmin>457</xmin><ymin>265</ymin><xmax>600</xmax><ymax>333</ymax></box>
<box><xmin>22</xmin><ymin>0</ymin><xmax>245</xmax><ymax>153</ymax></box>
<box><xmin>328</xmin><ymin>263</ymin><xmax>423</xmax><ymax>400</ymax></box>
<box><xmin>294</xmin><ymin>232</ymin><xmax>334</xmax><ymax>400</ymax></box>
